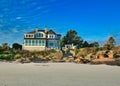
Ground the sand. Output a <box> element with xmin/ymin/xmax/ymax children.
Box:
<box><xmin>0</xmin><ymin>62</ymin><xmax>120</xmax><ymax>86</ymax></box>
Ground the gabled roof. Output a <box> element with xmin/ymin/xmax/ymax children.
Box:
<box><xmin>26</xmin><ymin>28</ymin><xmax>61</xmax><ymax>36</ymax></box>
<box><xmin>38</xmin><ymin>30</ymin><xmax>45</xmax><ymax>33</ymax></box>
<box><xmin>57</xmin><ymin>34</ymin><xmax>61</xmax><ymax>36</ymax></box>
<box><xmin>47</xmin><ymin>30</ymin><xmax>56</xmax><ymax>34</ymax></box>
<box><xmin>27</xmin><ymin>30</ymin><xmax>45</xmax><ymax>34</ymax></box>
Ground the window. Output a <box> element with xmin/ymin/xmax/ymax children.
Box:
<box><xmin>30</xmin><ymin>40</ymin><xmax>36</xmax><ymax>46</ymax></box>
<box><xmin>25</xmin><ymin>40</ymin><xmax>28</xmax><ymax>46</ymax></box>
<box><xmin>41</xmin><ymin>40</ymin><xmax>45</xmax><ymax>46</ymax></box>
<box><xmin>39</xmin><ymin>40</ymin><xmax>41</xmax><ymax>46</ymax></box>
<box><xmin>25</xmin><ymin>34</ymin><xmax>33</xmax><ymax>38</ymax></box>
<box><xmin>49</xmin><ymin>41</ymin><xmax>54</xmax><ymax>47</ymax></box>
<box><xmin>26</xmin><ymin>35</ymin><xmax>28</xmax><ymax>38</ymax></box>
<box><xmin>50</xmin><ymin>43</ymin><xmax>53</xmax><ymax>46</ymax></box>
<box><xmin>49</xmin><ymin>35</ymin><xmax>55</xmax><ymax>38</ymax></box>
<box><xmin>25</xmin><ymin>40</ymin><xmax>31</xmax><ymax>46</ymax></box>
<box><xmin>34</xmin><ymin>40</ymin><xmax>36</xmax><ymax>46</ymax></box>
<box><xmin>30</xmin><ymin>35</ymin><xmax>33</xmax><ymax>38</ymax></box>
<box><xmin>32</xmin><ymin>40</ymin><xmax>34</xmax><ymax>46</ymax></box>
<box><xmin>36</xmin><ymin>33</ymin><xmax>43</xmax><ymax>38</ymax></box>
<box><xmin>36</xmin><ymin>40</ymin><xmax>39</xmax><ymax>46</ymax></box>
<box><xmin>25</xmin><ymin>40</ymin><xmax>45</xmax><ymax>46</ymax></box>
<box><xmin>29</xmin><ymin>40</ymin><xmax>31</xmax><ymax>46</ymax></box>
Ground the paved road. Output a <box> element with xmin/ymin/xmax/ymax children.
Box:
<box><xmin>0</xmin><ymin>62</ymin><xmax>120</xmax><ymax>86</ymax></box>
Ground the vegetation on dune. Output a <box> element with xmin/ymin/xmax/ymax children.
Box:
<box><xmin>0</xmin><ymin>45</ymin><xmax>63</xmax><ymax>63</ymax></box>
<box><xmin>60</xmin><ymin>30</ymin><xmax>120</xmax><ymax>65</ymax></box>
<box><xmin>0</xmin><ymin>30</ymin><xmax>120</xmax><ymax>66</ymax></box>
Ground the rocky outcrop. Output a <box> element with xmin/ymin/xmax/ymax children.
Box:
<box><xmin>15</xmin><ymin>58</ymin><xmax>31</xmax><ymax>63</ymax></box>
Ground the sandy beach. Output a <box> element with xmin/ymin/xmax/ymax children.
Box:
<box><xmin>0</xmin><ymin>62</ymin><xmax>120</xmax><ymax>86</ymax></box>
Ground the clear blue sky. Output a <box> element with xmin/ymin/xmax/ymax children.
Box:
<box><xmin>0</xmin><ymin>0</ymin><xmax>120</xmax><ymax>46</ymax></box>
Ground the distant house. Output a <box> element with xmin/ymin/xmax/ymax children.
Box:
<box><xmin>22</xmin><ymin>27</ymin><xmax>61</xmax><ymax>51</ymax></box>
<box><xmin>64</xmin><ymin>44</ymin><xmax>77</xmax><ymax>49</ymax></box>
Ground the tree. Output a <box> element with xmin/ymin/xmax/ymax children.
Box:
<box><xmin>89</xmin><ymin>42</ymin><xmax>99</xmax><ymax>48</ymax></box>
<box><xmin>60</xmin><ymin>30</ymin><xmax>83</xmax><ymax>48</ymax></box>
<box><xmin>12</xmin><ymin>43</ymin><xmax>22</xmax><ymax>50</ymax></box>
<box><xmin>0</xmin><ymin>46</ymin><xmax>2</xmax><ymax>49</ymax></box>
<box><xmin>108</xmin><ymin>36</ymin><xmax>115</xmax><ymax>48</ymax></box>
<box><xmin>1</xmin><ymin>43</ymin><xmax>9</xmax><ymax>50</ymax></box>
<box><xmin>60</xmin><ymin>36</ymin><xmax>66</xmax><ymax>47</ymax></box>
<box><xmin>82</xmin><ymin>41</ymin><xmax>89</xmax><ymax>47</ymax></box>
<box><xmin>103</xmin><ymin>43</ymin><xmax>111</xmax><ymax>50</ymax></box>
<box><xmin>103</xmin><ymin>36</ymin><xmax>115</xmax><ymax>50</ymax></box>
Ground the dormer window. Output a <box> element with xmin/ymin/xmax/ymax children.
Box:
<box><xmin>36</xmin><ymin>33</ymin><xmax>43</xmax><ymax>38</ymax></box>
<box><xmin>25</xmin><ymin>34</ymin><xmax>34</xmax><ymax>38</ymax></box>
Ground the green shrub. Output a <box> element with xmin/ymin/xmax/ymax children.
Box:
<box><xmin>0</xmin><ymin>54</ymin><xmax>14</xmax><ymax>60</ymax></box>
<box><xmin>14</xmin><ymin>54</ymin><xmax>21</xmax><ymax>59</ymax></box>
<box><xmin>0</xmin><ymin>54</ymin><xmax>4</xmax><ymax>60</ymax></box>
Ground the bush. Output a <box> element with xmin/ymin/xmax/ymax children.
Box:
<box><xmin>14</xmin><ymin>54</ymin><xmax>22</xmax><ymax>59</ymax></box>
<box><xmin>0</xmin><ymin>54</ymin><xmax>14</xmax><ymax>60</ymax></box>
<box><xmin>0</xmin><ymin>54</ymin><xmax>4</xmax><ymax>60</ymax></box>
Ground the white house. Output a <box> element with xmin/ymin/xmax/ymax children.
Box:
<box><xmin>22</xmin><ymin>27</ymin><xmax>61</xmax><ymax>51</ymax></box>
<box><xmin>64</xmin><ymin>44</ymin><xmax>77</xmax><ymax>49</ymax></box>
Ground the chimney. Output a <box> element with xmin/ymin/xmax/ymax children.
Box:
<box><xmin>44</xmin><ymin>26</ymin><xmax>47</xmax><ymax>33</ymax></box>
<box><xmin>35</xmin><ymin>27</ymin><xmax>38</xmax><ymax>32</ymax></box>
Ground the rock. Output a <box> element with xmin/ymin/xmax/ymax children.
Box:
<box><xmin>65</xmin><ymin>59</ymin><xmax>70</xmax><ymax>62</ymax></box>
<box><xmin>15</xmin><ymin>58</ymin><xmax>31</xmax><ymax>63</ymax></box>
<box><xmin>114</xmin><ymin>54</ymin><xmax>120</xmax><ymax>58</ymax></box>
<box><xmin>24</xmin><ymin>58</ymin><xmax>31</xmax><ymax>63</ymax></box>
<box><xmin>15</xmin><ymin>59</ymin><xmax>22</xmax><ymax>63</ymax></box>
<box><xmin>108</xmin><ymin>51</ymin><xmax>114</xmax><ymax>59</ymax></box>
<box><xmin>99</xmin><ymin>54</ymin><xmax>105</xmax><ymax>59</ymax></box>
<box><xmin>74</xmin><ymin>58</ymin><xmax>80</xmax><ymax>63</ymax></box>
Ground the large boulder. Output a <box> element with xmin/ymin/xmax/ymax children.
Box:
<box><xmin>74</xmin><ymin>58</ymin><xmax>80</xmax><ymax>63</ymax></box>
<box><xmin>15</xmin><ymin>58</ymin><xmax>31</xmax><ymax>63</ymax></box>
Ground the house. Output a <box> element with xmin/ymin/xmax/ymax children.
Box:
<box><xmin>22</xmin><ymin>27</ymin><xmax>61</xmax><ymax>51</ymax></box>
<box><xmin>64</xmin><ymin>44</ymin><xmax>77</xmax><ymax>49</ymax></box>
